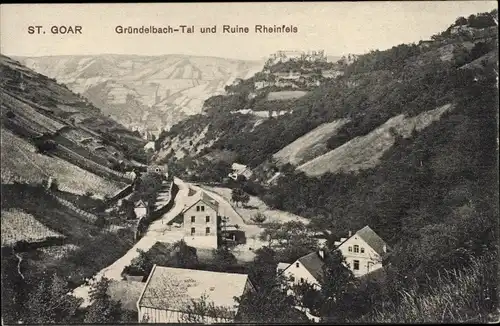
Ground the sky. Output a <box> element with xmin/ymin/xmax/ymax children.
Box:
<box><xmin>1</xmin><ymin>2</ymin><xmax>497</xmax><ymax>60</ymax></box>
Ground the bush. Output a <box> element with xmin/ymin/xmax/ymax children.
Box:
<box><xmin>251</xmin><ymin>212</ymin><xmax>267</xmax><ymax>224</ymax></box>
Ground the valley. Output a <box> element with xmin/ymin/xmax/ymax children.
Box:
<box><xmin>16</xmin><ymin>55</ymin><xmax>265</xmax><ymax>135</ymax></box>
<box><xmin>1</xmin><ymin>6</ymin><xmax>498</xmax><ymax>325</ymax></box>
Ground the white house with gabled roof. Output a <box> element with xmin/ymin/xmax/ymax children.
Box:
<box><xmin>277</xmin><ymin>249</ymin><xmax>326</xmax><ymax>291</ymax></box>
<box><xmin>277</xmin><ymin>226</ymin><xmax>388</xmax><ymax>287</ymax></box>
<box><xmin>181</xmin><ymin>191</ymin><xmax>220</xmax><ymax>249</ymax></box>
<box><xmin>334</xmin><ymin>225</ymin><xmax>388</xmax><ymax>277</ymax></box>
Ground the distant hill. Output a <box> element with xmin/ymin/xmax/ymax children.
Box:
<box><xmin>15</xmin><ymin>54</ymin><xmax>265</xmax><ymax>135</ymax></box>
<box><xmin>152</xmin><ymin>17</ymin><xmax>497</xmax><ymax>181</ymax></box>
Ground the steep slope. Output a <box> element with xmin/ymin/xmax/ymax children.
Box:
<box><xmin>1</xmin><ymin>128</ymin><xmax>123</xmax><ymax>197</ymax></box>
<box><xmin>16</xmin><ymin>55</ymin><xmax>264</xmax><ymax>134</ymax></box>
<box><xmin>1</xmin><ymin>55</ymin><xmax>148</xmax><ymax>193</ymax></box>
<box><xmin>296</xmin><ymin>104</ymin><xmax>453</xmax><ymax>176</ymax></box>
<box><xmin>273</xmin><ymin>118</ymin><xmax>350</xmax><ymax>166</ymax></box>
<box><xmin>153</xmin><ymin>12</ymin><xmax>497</xmax><ymax>186</ymax></box>
<box><xmin>1</xmin><ymin>55</ymin><xmax>139</xmax><ymax>324</ymax></box>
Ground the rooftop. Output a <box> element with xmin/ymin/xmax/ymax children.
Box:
<box><xmin>297</xmin><ymin>251</ymin><xmax>325</xmax><ymax>282</ymax></box>
<box><xmin>231</xmin><ymin>162</ymin><xmax>248</xmax><ymax>174</ymax></box>
<box><xmin>137</xmin><ymin>265</ymin><xmax>250</xmax><ymax>315</ymax></box>
<box><xmin>183</xmin><ymin>190</ymin><xmax>219</xmax><ymax>212</ymax></box>
<box><xmin>355</xmin><ymin>225</ymin><xmax>387</xmax><ymax>255</ymax></box>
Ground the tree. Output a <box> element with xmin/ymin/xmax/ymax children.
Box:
<box><xmin>455</xmin><ymin>16</ymin><xmax>468</xmax><ymax>26</ymax></box>
<box><xmin>84</xmin><ymin>277</ymin><xmax>125</xmax><ymax>324</ymax></box>
<box><xmin>318</xmin><ymin>250</ymin><xmax>357</xmax><ymax>322</ymax></box>
<box><xmin>121</xmin><ymin>199</ymin><xmax>137</xmax><ymax>220</ymax></box>
<box><xmin>212</xmin><ymin>247</ymin><xmax>237</xmax><ymax>271</ymax></box>
<box><xmin>292</xmin><ymin>281</ymin><xmax>323</xmax><ymax>315</ymax></box>
<box><xmin>235</xmin><ymin>276</ymin><xmax>309</xmax><ymax>323</ymax></box>
<box><xmin>231</xmin><ymin>188</ymin><xmax>247</xmax><ymax>207</ymax></box>
<box><xmin>258</xmin><ymin>221</ymin><xmax>317</xmax><ymax>262</ymax></box>
<box><xmin>127</xmin><ymin>249</ymin><xmax>155</xmax><ymax>277</ymax></box>
<box><xmin>212</xmin><ymin>160</ymin><xmax>232</xmax><ymax>182</ymax></box>
<box><xmin>251</xmin><ymin>212</ymin><xmax>267</xmax><ymax>224</ymax></box>
<box><xmin>240</xmin><ymin>192</ymin><xmax>250</xmax><ymax>207</ymax></box>
<box><xmin>247</xmin><ymin>246</ymin><xmax>278</xmax><ymax>289</ymax></box>
<box><xmin>172</xmin><ymin>239</ymin><xmax>199</xmax><ymax>268</ymax></box>
<box><xmin>24</xmin><ymin>273</ymin><xmax>83</xmax><ymax>324</ymax></box>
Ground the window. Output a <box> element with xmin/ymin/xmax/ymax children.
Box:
<box><xmin>206</xmin><ymin>216</ymin><xmax>210</xmax><ymax>223</ymax></box>
<box><xmin>196</xmin><ymin>206</ymin><xmax>200</xmax><ymax>212</ymax></box>
<box><xmin>290</xmin><ymin>276</ymin><xmax>295</xmax><ymax>282</ymax></box>
<box><xmin>191</xmin><ymin>227</ymin><xmax>195</xmax><ymax>235</ymax></box>
<box><xmin>191</xmin><ymin>216</ymin><xmax>195</xmax><ymax>223</ymax></box>
<box><xmin>353</xmin><ymin>260</ymin><xmax>360</xmax><ymax>270</ymax></box>
<box><xmin>295</xmin><ymin>262</ymin><xmax>300</xmax><ymax>268</ymax></box>
<box><xmin>348</xmin><ymin>246</ymin><xmax>352</xmax><ymax>252</ymax></box>
<box><xmin>201</xmin><ymin>206</ymin><xmax>205</xmax><ymax>212</ymax></box>
<box><xmin>206</xmin><ymin>227</ymin><xmax>210</xmax><ymax>234</ymax></box>
<box><xmin>354</xmin><ymin>245</ymin><xmax>359</xmax><ymax>253</ymax></box>
<box><xmin>300</xmin><ymin>278</ymin><xmax>304</xmax><ymax>283</ymax></box>
<box><xmin>360</xmin><ymin>247</ymin><xmax>365</xmax><ymax>253</ymax></box>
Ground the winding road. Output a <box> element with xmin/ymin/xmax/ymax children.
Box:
<box><xmin>72</xmin><ymin>177</ymin><xmax>190</xmax><ymax>306</ymax></box>
<box><xmin>72</xmin><ymin>177</ymin><xmax>269</xmax><ymax>306</ymax></box>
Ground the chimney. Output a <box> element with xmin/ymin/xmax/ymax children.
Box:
<box><xmin>383</xmin><ymin>244</ymin><xmax>387</xmax><ymax>253</ymax></box>
<box><xmin>348</xmin><ymin>230</ymin><xmax>352</xmax><ymax>237</ymax></box>
<box><xmin>318</xmin><ymin>249</ymin><xmax>325</xmax><ymax>260</ymax></box>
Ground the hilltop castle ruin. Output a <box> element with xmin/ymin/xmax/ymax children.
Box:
<box><xmin>267</xmin><ymin>50</ymin><xmax>327</xmax><ymax>65</ymax></box>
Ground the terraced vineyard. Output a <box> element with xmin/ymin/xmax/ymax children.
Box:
<box><xmin>1</xmin><ymin>128</ymin><xmax>124</xmax><ymax>197</ymax></box>
<box><xmin>1</xmin><ymin>208</ymin><xmax>65</xmax><ymax>247</ymax></box>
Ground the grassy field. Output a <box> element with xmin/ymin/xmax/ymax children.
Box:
<box><xmin>297</xmin><ymin>104</ymin><xmax>453</xmax><ymax>176</ymax></box>
<box><xmin>202</xmin><ymin>186</ymin><xmax>309</xmax><ymax>226</ymax></box>
<box><xmin>266</xmin><ymin>91</ymin><xmax>308</xmax><ymax>101</ymax></box>
<box><xmin>1</xmin><ymin>128</ymin><xmax>123</xmax><ymax>197</ymax></box>
<box><xmin>273</xmin><ymin>118</ymin><xmax>350</xmax><ymax>166</ymax></box>
<box><xmin>1</xmin><ymin>208</ymin><xmax>64</xmax><ymax>247</ymax></box>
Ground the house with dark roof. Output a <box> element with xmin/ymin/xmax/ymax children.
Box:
<box><xmin>136</xmin><ymin>265</ymin><xmax>255</xmax><ymax>323</ymax></box>
<box><xmin>277</xmin><ymin>225</ymin><xmax>388</xmax><ymax>290</ymax></box>
<box><xmin>181</xmin><ymin>191</ymin><xmax>220</xmax><ymax>249</ymax></box>
<box><xmin>333</xmin><ymin>225</ymin><xmax>388</xmax><ymax>277</ymax></box>
<box><xmin>277</xmin><ymin>249</ymin><xmax>326</xmax><ymax>292</ymax></box>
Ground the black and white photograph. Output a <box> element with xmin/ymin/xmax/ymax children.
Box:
<box><xmin>0</xmin><ymin>2</ymin><xmax>498</xmax><ymax>324</ymax></box>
